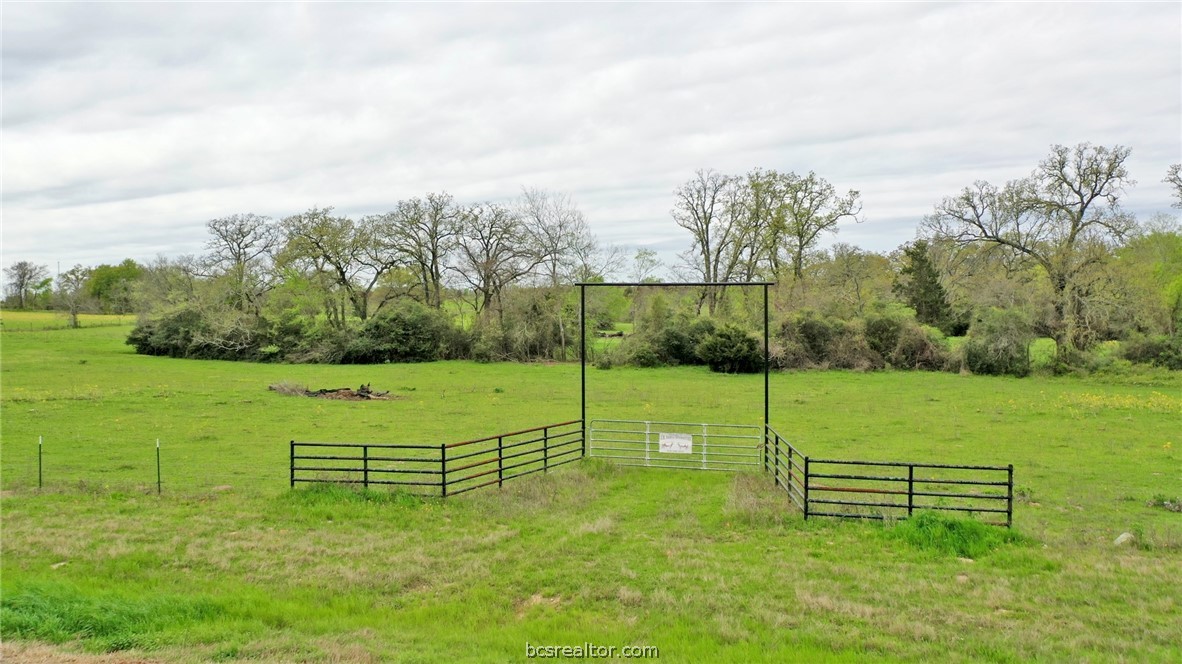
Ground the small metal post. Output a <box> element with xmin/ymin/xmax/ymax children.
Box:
<box><xmin>497</xmin><ymin>436</ymin><xmax>504</xmax><ymax>487</ymax></box>
<box><xmin>701</xmin><ymin>423</ymin><xmax>708</xmax><ymax>470</ymax></box>
<box><xmin>763</xmin><ymin>427</ymin><xmax>770</xmax><ymax>474</ymax></box>
<box><xmin>907</xmin><ymin>464</ymin><xmax>915</xmax><ymax>517</ymax></box>
<box><xmin>155</xmin><ymin>439</ymin><xmax>161</xmax><ymax>495</ymax></box>
<box><xmin>38</xmin><ymin>436</ymin><xmax>43</xmax><ymax>489</ymax></box>
<box><xmin>773</xmin><ymin>431</ymin><xmax>781</xmax><ymax>488</ymax></box>
<box><xmin>803</xmin><ymin>456</ymin><xmax>811</xmax><ymax>520</ymax></box>
<box><xmin>543</xmin><ymin>427</ymin><xmax>550</xmax><ymax>474</ymax></box>
<box><xmin>289</xmin><ymin>441</ymin><xmax>295</xmax><ymax>488</ymax></box>
<box><xmin>363</xmin><ymin>445</ymin><xmax>370</xmax><ymax>491</ymax></box>
<box><xmin>440</xmin><ymin>443</ymin><xmax>448</xmax><ymax>498</ymax></box>
<box><xmin>644</xmin><ymin>421</ymin><xmax>651</xmax><ymax>467</ymax></box>
<box><xmin>1006</xmin><ymin>464</ymin><xmax>1014</xmax><ymax>528</ymax></box>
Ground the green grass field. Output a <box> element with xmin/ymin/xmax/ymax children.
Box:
<box><xmin>1</xmin><ymin>322</ymin><xmax>1179</xmax><ymax>662</ymax></box>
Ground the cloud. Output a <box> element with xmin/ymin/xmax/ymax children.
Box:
<box><xmin>2</xmin><ymin>3</ymin><xmax>1179</xmax><ymax>278</ymax></box>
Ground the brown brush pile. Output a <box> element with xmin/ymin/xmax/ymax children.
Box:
<box><xmin>268</xmin><ymin>382</ymin><xmax>397</xmax><ymax>401</ymax></box>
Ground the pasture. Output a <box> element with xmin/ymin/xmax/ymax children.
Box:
<box><xmin>1</xmin><ymin>315</ymin><xmax>1179</xmax><ymax>662</ymax></box>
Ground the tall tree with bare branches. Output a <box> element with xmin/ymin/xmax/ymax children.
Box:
<box><xmin>924</xmin><ymin>143</ymin><xmax>1135</xmax><ymax>357</ymax></box>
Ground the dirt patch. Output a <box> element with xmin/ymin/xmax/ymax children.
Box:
<box><xmin>515</xmin><ymin>593</ymin><xmax>562</xmax><ymax>618</ymax></box>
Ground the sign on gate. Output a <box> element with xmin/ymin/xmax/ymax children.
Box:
<box><xmin>658</xmin><ymin>432</ymin><xmax>693</xmax><ymax>454</ymax></box>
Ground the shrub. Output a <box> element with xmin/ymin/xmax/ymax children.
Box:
<box><xmin>340</xmin><ymin>300</ymin><xmax>453</xmax><ymax>364</ymax></box>
<box><xmin>127</xmin><ymin>308</ymin><xmax>204</xmax><ymax>358</ymax></box>
<box><xmin>696</xmin><ymin>324</ymin><xmax>762</xmax><ymax>373</ymax></box>
<box><xmin>794</xmin><ymin>311</ymin><xmax>835</xmax><ymax>364</ymax></box>
<box><xmin>776</xmin><ymin>311</ymin><xmax>882</xmax><ymax>370</ymax></box>
<box><xmin>825</xmin><ymin>319</ymin><xmax>883</xmax><ymax>371</ymax></box>
<box><xmin>627</xmin><ymin>340</ymin><xmax>666</xmax><ymax>368</ymax></box>
<box><xmin>651</xmin><ymin>316</ymin><xmax>715</xmax><ymax>365</ymax></box>
<box><xmin>891</xmin><ymin>323</ymin><xmax>951</xmax><ymax>371</ymax></box>
<box><xmin>963</xmin><ymin>308</ymin><xmax>1033</xmax><ymax>377</ymax></box>
<box><xmin>1121</xmin><ymin>334</ymin><xmax>1182</xmax><ymax>370</ymax></box>
<box><xmin>864</xmin><ymin>312</ymin><xmax>906</xmax><ymax>358</ymax></box>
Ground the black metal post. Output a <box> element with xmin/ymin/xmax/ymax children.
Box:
<box><xmin>363</xmin><ymin>445</ymin><xmax>370</xmax><ymax>491</ymax></box>
<box><xmin>440</xmin><ymin>443</ymin><xmax>448</xmax><ymax>498</ymax></box>
<box><xmin>580</xmin><ymin>284</ymin><xmax>587</xmax><ymax>457</ymax></box>
<box><xmin>803</xmin><ymin>456</ymin><xmax>810</xmax><ymax>520</ymax></box>
<box><xmin>290</xmin><ymin>441</ymin><xmax>296</xmax><ymax>488</ymax></box>
<box><xmin>38</xmin><ymin>436</ymin><xmax>43</xmax><ymax>489</ymax></box>
<box><xmin>762</xmin><ymin>427</ymin><xmax>770</xmax><ymax>474</ymax></box>
<box><xmin>497</xmin><ymin>436</ymin><xmax>504</xmax><ymax>487</ymax></box>
<box><xmin>1006</xmin><ymin>464</ymin><xmax>1014</xmax><ymax>528</ymax></box>
<box><xmin>907</xmin><ymin>464</ymin><xmax>914</xmax><ymax>517</ymax></box>
<box><xmin>543</xmin><ymin>426</ymin><xmax>549</xmax><ymax>473</ymax></box>
<box><xmin>763</xmin><ymin>283</ymin><xmax>770</xmax><ymax>427</ymax></box>
<box><xmin>772</xmin><ymin>430</ymin><xmax>780</xmax><ymax>488</ymax></box>
<box><xmin>156</xmin><ymin>439</ymin><xmax>161</xmax><ymax>495</ymax></box>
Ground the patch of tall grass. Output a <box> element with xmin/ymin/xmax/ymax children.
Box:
<box><xmin>886</xmin><ymin>511</ymin><xmax>1030</xmax><ymax>558</ymax></box>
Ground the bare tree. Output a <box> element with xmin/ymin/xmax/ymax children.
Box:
<box><xmin>451</xmin><ymin>202</ymin><xmax>542</xmax><ymax>321</ymax></box>
<box><xmin>775</xmin><ymin>171</ymin><xmax>862</xmax><ymax>283</ymax></box>
<box><xmin>56</xmin><ymin>264</ymin><xmax>93</xmax><ymax>328</ymax></box>
<box><xmin>1166</xmin><ymin>163</ymin><xmax>1182</xmax><ymax>208</ymax></box>
<box><xmin>924</xmin><ymin>143</ymin><xmax>1135</xmax><ymax>357</ymax></box>
<box><xmin>672</xmin><ymin>169</ymin><xmax>750</xmax><ymax>313</ymax></box>
<box><xmin>204</xmin><ymin>213</ymin><xmax>280</xmax><ymax>313</ymax></box>
<box><xmin>630</xmin><ymin>248</ymin><xmax>663</xmax><ymax>283</ymax></box>
<box><xmin>280</xmin><ymin>207</ymin><xmax>406</xmax><ymax>321</ymax></box>
<box><xmin>3</xmin><ymin>261</ymin><xmax>50</xmax><ymax>309</ymax></box>
<box><xmin>385</xmin><ymin>192</ymin><xmax>461</xmax><ymax>308</ymax></box>
<box><xmin>518</xmin><ymin>187</ymin><xmax>596</xmax><ymax>287</ymax></box>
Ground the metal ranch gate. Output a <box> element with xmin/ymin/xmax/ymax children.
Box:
<box><xmin>588</xmin><ymin>420</ymin><xmax>763</xmax><ymax>472</ymax></box>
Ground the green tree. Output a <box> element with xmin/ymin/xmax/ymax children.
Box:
<box><xmin>87</xmin><ymin>259</ymin><xmax>143</xmax><ymax>314</ymax></box>
<box><xmin>893</xmin><ymin>240</ymin><xmax>956</xmax><ymax>334</ymax></box>
<box><xmin>924</xmin><ymin>143</ymin><xmax>1135</xmax><ymax>358</ymax></box>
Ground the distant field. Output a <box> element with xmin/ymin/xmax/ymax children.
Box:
<box><xmin>1</xmin><ymin>323</ymin><xmax>1179</xmax><ymax>662</ymax></box>
<box><xmin>0</xmin><ymin>309</ymin><xmax>134</xmax><ymax>331</ymax></box>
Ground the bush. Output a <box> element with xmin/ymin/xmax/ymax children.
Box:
<box><xmin>963</xmin><ymin>308</ymin><xmax>1033</xmax><ymax>377</ymax></box>
<box><xmin>627</xmin><ymin>340</ymin><xmax>666</xmax><ymax>368</ymax></box>
<box><xmin>776</xmin><ymin>311</ymin><xmax>882</xmax><ymax>370</ymax></box>
<box><xmin>127</xmin><ymin>308</ymin><xmax>204</xmax><ymax>358</ymax></box>
<box><xmin>864</xmin><ymin>312</ymin><xmax>906</xmax><ymax>358</ymax></box>
<box><xmin>1121</xmin><ymin>334</ymin><xmax>1182</xmax><ymax>370</ymax></box>
<box><xmin>695</xmin><ymin>324</ymin><xmax>762</xmax><ymax>373</ymax></box>
<box><xmin>651</xmin><ymin>316</ymin><xmax>715</xmax><ymax>365</ymax></box>
<box><xmin>794</xmin><ymin>311</ymin><xmax>835</xmax><ymax>364</ymax></box>
<box><xmin>890</xmin><ymin>324</ymin><xmax>951</xmax><ymax>371</ymax></box>
<box><xmin>340</xmin><ymin>301</ymin><xmax>453</xmax><ymax>364</ymax></box>
<box><xmin>825</xmin><ymin>319</ymin><xmax>883</xmax><ymax>371</ymax></box>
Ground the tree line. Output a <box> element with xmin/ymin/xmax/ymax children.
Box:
<box><xmin>5</xmin><ymin>143</ymin><xmax>1181</xmax><ymax>374</ymax></box>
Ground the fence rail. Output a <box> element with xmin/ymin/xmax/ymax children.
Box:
<box><xmin>290</xmin><ymin>420</ymin><xmax>584</xmax><ymax>497</ymax></box>
<box><xmin>763</xmin><ymin>426</ymin><xmax>1013</xmax><ymax>527</ymax></box>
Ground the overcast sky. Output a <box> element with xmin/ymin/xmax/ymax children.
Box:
<box><xmin>3</xmin><ymin>2</ymin><xmax>1180</xmax><ymax>282</ymax></box>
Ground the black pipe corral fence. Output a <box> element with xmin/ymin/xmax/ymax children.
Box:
<box><xmin>291</xmin><ymin>420</ymin><xmax>1013</xmax><ymax>527</ymax></box>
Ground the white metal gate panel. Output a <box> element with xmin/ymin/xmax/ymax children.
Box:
<box><xmin>588</xmin><ymin>419</ymin><xmax>762</xmax><ymax>471</ymax></box>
